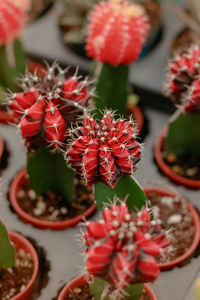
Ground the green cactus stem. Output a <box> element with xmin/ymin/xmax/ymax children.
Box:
<box><xmin>166</xmin><ymin>112</ymin><xmax>200</xmax><ymax>159</ymax></box>
<box><xmin>0</xmin><ymin>39</ymin><xmax>26</xmax><ymax>96</ymax></box>
<box><xmin>95</xmin><ymin>63</ymin><xmax>129</xmax><ymax>119</ymax></box>
<box><xmin>27</xmin><ymin>146</ymin><xmax>74</xmax><ymax>205</ymax></box>
<box><xmin>94</xmin><ymin>175</ymin><xmax>147</xmax><ymax>212</ymax></box>
<box><xmin>0</xmin><ymin>221</ymin><xmax>15</xmax><ymax>269</ymax></box>
<box><xmin>90</xmin><ymin>277</ymin><xmax>144</xmax><ymax>300</ymax></box>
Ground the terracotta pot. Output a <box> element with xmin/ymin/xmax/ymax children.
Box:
<box><xmin>8</xmin><ymin>231</ymin><xmax>39</xmax><ymax>300</ymax></box>
<box><xmin>0</xmin><ymin>62</ymin><xmax>46</xmax><ymax>125</ymax></box>
<box><xmin>58</xmin><ymin>274</ymin><xmax>158</xmax><ymax>300</ymax></box>
<box><xmin>144</xmin><ymin>187</ymin><xmax>200</xmax><ymax>270</ymax></box>
<box><xmin>9</xmin><ymin>169</ymin><xmax>97</xmax><ymax>230</ymax></box>
<box><xmin>128</xmin><ymin>103</ymin><xmax>144</xmax><ymax>134</ymax></box>
<box><xmin>154</xmin><ymin>127</ymin><xmax>200</xmax><ymax>189</ymax></box>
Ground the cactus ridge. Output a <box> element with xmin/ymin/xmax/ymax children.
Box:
<box><xmin>67</xmin><ymin>111</ymin><xmax>142</xmax><ymax>187</ymax></box>
<box><xmin>8</xmin><ymin>63</ymin><xmax>94</xmax><ymax>151</ymax></box>
<box><xmin>83</xmin><ymin>200</ymin><xmax>169</xmax><ymax>298</ymax></box>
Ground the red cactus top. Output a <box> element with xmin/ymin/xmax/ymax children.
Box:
<box><xmin>8</xmin><ymin>64</ymin><xmax>93</xmax><ymax>151</ymax></box>
<box><xmin>165</xmin><ymin>46</ymin><xmax>200</xmax><ymax>113</ymax></box>
<box><xmin>0</xmin><ymin>0</ymin><xmax>26</xmax><ymax>46</ymax></box>
<box><xmin>84</xmin><ymin>201</ymin><xmax>169</xmax><ymax>296</ymax></box>
<box><xmin>67</xmin><ymin>111</ymin><xmax>141</xmax><ymax>188</ymax></box>
<box><xmin>86</xmin><ymin>0</ymin><xmax>149</xmax><ymax>66</ymax></box>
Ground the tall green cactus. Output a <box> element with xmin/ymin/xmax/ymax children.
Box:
<box><xmin>0</xmin><ymin>221</ymin><xmax>15</xmax><ymax>269</ymax></box>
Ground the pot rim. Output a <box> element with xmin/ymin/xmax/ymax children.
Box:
<box><xmin>8</xmin><ymin>230</ymin><xmax>39</xmax><ymax>300</ymax></box>
<box><xmin>9</xmin><ymin>168</ymin><xmax>97</xmax><ymax>230</ymax></box>
<box><xmin>154</xmin><ymin>127</ymin><xmax>200</xmax><ymax>189</ymax></box>
<box><xmin>128</xmin><ymin>103</ymin><xmax>144</xmax><ymax>134</ymax></box>
<box><xmin>144</xmin><ymin>187</ymin><xmax>200</xmax><ymax>270</ymax></box>
<box><xmin>58</xmin><ymin>274</ymin><xmax>158</xmax><ymax>300</ymax></box>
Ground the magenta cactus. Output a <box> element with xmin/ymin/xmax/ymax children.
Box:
<box><xmin>165</xmin><ymin>46</ymin><xmax>200</xmax><ymax>111</ymax></box>
<box><xmin>67</xmin><ymin>111</ymin><xmax>141</xmax><ymax>188</ymax></box>
<box><xmin>86</xmin><ymin>0</ymin><xmax>149</xmax><ymax>66</ymax></box>
<box><xmin>9</xmin><ymin>64</ymin><xmax>93</xmax><ymax>151</ymax></box>
<box><xmin>8</xmin><ymin>63</ymin><xmax>94</xmax><ymax>203</ymax></box>
<box><xmin>163</xmin><ymin>46</ymin><xmax>200</xmax><ymax>161</ymax></box>
<box><xmin>83</xmin><ymin>200</ymin><xmax>169</xmax><ymax>299</ymax></box>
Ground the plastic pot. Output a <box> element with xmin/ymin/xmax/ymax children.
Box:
<box><xmin>144</xmin><ymin>187</ymin><xmax>200</xmax><ymax>270</ymax></box>
<box><xmin>0</xmin><ymin>62</ymin><xmax>46</xmax><ymax>125</ymax></box>
<box><xmin>58</xmin><ymin>274</ymin><xmax>158</xmax><ymax>300</ymax></box>
<box><xmin>8</xmin><ymin>231</ymin><xmax>39</xmax><ymax>300</ymax></box>
<box><xmin>9</xmin><ymin>168</ymin><xmax>97</xmax><ymax>230</ymax></box>
<box><xmin>0</xmin><ymin>134</ymin><xmax>4</xmax><ymax>164</ymax></box>
<box><xmin>154</xmin><ymin>127</ymin><xmax>200</xmax><ymax>189</ymax></box>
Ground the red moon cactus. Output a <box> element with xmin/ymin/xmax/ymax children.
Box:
<box><xmin>0</xmin><ymin>0</ymin><xmax>26</xmax><ymax>46</ymax></box>
<box><xmin>67</xmin><ymin>111</ymin><xmax>141</xmax><ymax>187</ymax></box>
<box><xmin>84</xmin><ymin>201</ymin><xmax>169</xmax><ymax>291</ymax></box>
<box><xmin>8</xmin><ymin>64</ymin><xmax>93</xmax><ymax>150</ymax></box>
<box><xmin>86</xmin><ymin>0</ymin><xmax>149</xmax><ymax>66</ymax></box>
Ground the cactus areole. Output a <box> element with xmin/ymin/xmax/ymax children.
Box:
<box><xmin>164</xmin><ymin>46</ymin><xmax>200</xmax><ymax>160</ymax></box>
<box><xmin>8</xmin><ymin>63</ymin><xmax>94</xmax><ymax>203</ymax></box>
<box><xmin>83</xmin><ymin>201</ymin><xmax>169</xmax><ymax>300</ymax></box>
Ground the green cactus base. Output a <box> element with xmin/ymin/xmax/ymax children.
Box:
<box><xmin>90</xmin><ymin>277</ymin><xmax>143</xmax><ymax>300</ymax></box>
<box><xmin>166</xmin><ymin>112</ymin><xmax>200</xmax><ymax>159</ymax></box>
<box><xmin>0</xmin><ymin>221</ymin><xmax>15</xmax><ymax>269</ymax></box>
<box><xmin>95</xmin><ymin>63</ymin><xmax>129</xmax><ymax>119</ymax></box>
<box><xmin>94</xmin><ymin>175</ymin><xmax>147</xmax><ymax>212</ymax></box>
<box><xmin>27</xmin><ymin>146</ymin><xmax>74</xmax><ymax>205</ymax></box>
<box><xmin>0</xmin><ymin>39</ymin><xmax>26</xmax><ymax>99</ymax></box>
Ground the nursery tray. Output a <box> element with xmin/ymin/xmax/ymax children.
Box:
<box><xmin>22</xmin><ymin>1</ymin><xmax>186</xmax><ymax>96</ymax></box>
<box><xmin>0</xmin><ymin>87</ymin><xmax>200</xmax><ymax>300</ymax></box>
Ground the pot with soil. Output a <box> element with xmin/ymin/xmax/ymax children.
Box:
<box><xmin>170</xmin><ymin>1</ymin><xmax>200</xmax><ymax>54</ymax></box>
<box><xmin>58</xmin><ymin>275</ymin><xmax>158</xmax><ymax>300</ymax></box>
<box><xmin>7</xmin><ymin>63</ymin><xmax>97</xmax><ymax>230</ymax></box>
<box><xmin>155</xmin><ymin>46</ymin><xmax>200</xmax><ymax>189</ymax></box>
<box><xmin>59</xmin><ymin>0</ymin><xmax>161</xmax><ymax>60</ymax></box>
<box><xmin>144</xmin><ymin>187</ymin><xmax>200</xmax><ymax>270</ymax></box>
<box><xmin>0</xmin><ymin>221</ymin><xmax>38</xmax><ymax>300</ymax></box>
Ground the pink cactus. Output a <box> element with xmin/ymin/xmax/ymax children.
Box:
<box><xmin>84</xmin><ymin>201</ymin><xmax>169</xmax><ymax>293</ymax></box>
<box><xmin>86</xmin><ymin>0</ymin><xmax>149</xmax><ymax>66</ymax></box>
<box><xmin>67</xmin><ymin>111</ymin><xmax>141</xmax><ymax>187</ymax></box>
<box><xmin>165</xmin><ymin>46</ymin><xmax>200</xmax><ymax>112</ymax></box>
<box><xmin>8</xmin><ymin>64</ymin><xmax>93</xmax><ymax>150</ymax></box>
<box><xmin>0</xmin><ymin>0</ymin><xmax>26</xmax><ymax>46</ymax></box>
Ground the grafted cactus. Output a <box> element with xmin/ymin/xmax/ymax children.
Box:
<box><xmin>165</xmin><ymin>46</ymin><xmax>200</xmax><ymax>159</ymax></box>
<box><xmin>67</xmin><ymin>110</ymin><xmax>147</xmax><ymax>211</ymax></box>
<box><xmin>85</xmin><ymin>0</ymin><xmax>149</xmax><ymax>118</ymax></box>
<box><xmin>8</xmin><ymin>63</ymin><xmax>94</xmax><ymax>204</ymax></box>
<box><xmin>83</xmin><ymin>199</ymin><xmax>169</xmax><ymax>300</ymax></box>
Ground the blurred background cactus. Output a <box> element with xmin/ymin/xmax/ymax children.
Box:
<box><xmin>59</xmin><ymin>0</ymin><xmax>161</xmax><ymax>58</ymax></box>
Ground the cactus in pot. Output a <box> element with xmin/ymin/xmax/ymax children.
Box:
<box><xmin>164</xmin><ymin>46</ymin><xmax>200</xmax><ymax>161</ymax></box>
<box><xmin>0</xmin><ymin>0</ymin><xmax>29</xmax><ymax>103</ymax></box>
<box><xmin>8</xmin><ymin>63</ymin><xmax>94</xmax><ymax>213</ymax></box>
<box><xmin>85</xmin><ymin>0</ymin><xmax>149</xmax><ymax>119</ymax></box>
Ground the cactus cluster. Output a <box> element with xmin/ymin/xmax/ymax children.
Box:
<box><xmin>8</xmin><ymin>64</ymin><xmax>93</xmax><ymax>151</ymax></box>
<box><xmin>166</xmin><ymin>46</ymin><xmax>200</xmax><ymax>112</ymax></box>
<box><xmin>67</xmin><ymin>111</ymin><xmax>141</xmax><ymax>187</ymax></box>
<box><xmin>86</xmin><ymin>0</ymin><xmax>149</xmax><ymax>66</ymax></box>
<box><xmin>0</xmin><ymin>0</ymin><xmax>26</xmax><ymax>46</ymax></box>
<box><xmin>84</xmin><ymin>200</ymin><xmax>169</xmax><ymax>298</ymax></box>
